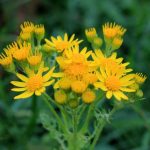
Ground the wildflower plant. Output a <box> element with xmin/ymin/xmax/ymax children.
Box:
<box><xmin>0</xmin><ymin>21</ymin><xmax>147</xmax><ymax>150</ymax></box>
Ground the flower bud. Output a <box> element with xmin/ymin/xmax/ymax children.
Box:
<box><xmin>54</xmin><ymin>90</ymin><xmax>67</xmax><ymax>104</ymax></box>
<box><xmin>82</xmin><ymin>89</ymin><xmax>96</xmax><ymax>104</ymax></box>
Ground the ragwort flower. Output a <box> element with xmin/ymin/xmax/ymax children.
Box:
<box><xmin>11</xmin><ymin>64</ymin><xmax>55</xmax><ymax>99</ymax></box>
<box><xmin>45</xmin><ymin>33</ymin><xmax>82</xmax><ymax>53</ymax></box>
<box><xmin>94</xmin><ymin>65</ymin><xmax>135</xmax><ymax>101</ymax></box>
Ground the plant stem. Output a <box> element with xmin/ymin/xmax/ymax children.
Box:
<box><xmin>90</xmin><ymin>106</ymin><xmax>118</xmax><ymax>150</ymax></box>
<box><xmin>90</xmin><ymin>120</ymin><xmax>105</xmax><ymax>150</ymax></box>
<box><xmin>42</xmin><ymin>93</ymin><xmax>68</xmax><ymax>134</ymax></box>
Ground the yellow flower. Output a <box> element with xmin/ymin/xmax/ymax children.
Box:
<box><xmin>20</xmin><ymin>31</ymin><xmax>31</xmax><ymax>41</ymax></box>
<box><xmin>71</xmin><ymin>80</ymin><xmax>87</xmax><ymax>93</ymax></box>
<box><xmin>13</xmin><ymin>42</ymin><xmax>31</xmax><ymax>61</ymax></box>
<box><xmin>27</xmin><ymin>49</ymin><xmax>42</xmax><ymax>66</ymax></box>
<box><xmin>85</xmin><ymin>28</ymin><xmax>97</xmax><ymax>42</ymax></box>
<box><xmin>35</xmin><ymin>24</ymin><xmax>45</xmax><ymax>40</ymax></box>
<box><xmin>20</xmin><ymin>21</ymin><xmax>34</xmax><ymax>34</ymax></box>
<box><xmin>54</xmin><ymin>45</ymin><xmax>97</xmax><ymax>91</ymax></box>
<box><xmin>94</xmin><ymin>66</ymin><xmax>135</xmax><ymax>101</ymax></box>
<box><xmin>103</xmin><ymin>22</ymin><xmax>126</xmax><ymax>39</ymax></box>
<box><xmin>112</xmin><ymin>37</ymin><xmax>123</xmax><ymax>49</ymax></box>
<box><xmin>134</xmin><ymin>73</ymin><xmax>147</xmax><ymax>84</ymax></box>
<box><xmin>82</xmin><ymin>89</ymin><xmax>96</xmax><ymax>103</ymax></box>
<box><xmin>60</xmin><ymin>45</ymin><xmax>92</xmax><ymax>79</ymax></box>
<box><xmin>45</xmin><ymin>33</ymin><xmax>82</xmax><ymax>53</ymax></box>
<box><xmin>0</xmin><ymin>50</ymin><xmax>13</xmax><ymax>66</ymax></box>
<box><xmin>11</xmin><ymin>65</ymin><xmax>55</xmax><ymax>99</ymax></box>
<box><xmin>57</xmin><ymin>77</ymin><xmax>71</xmax><ymax>90</ymax></box>
<box><xmin>92</xmin><ymin>49</ymin><xmax>132</xmax><ymax>74</ymax></box>
<box><xmin>54</xmin><ymin>90</ymin><xmax>67</xmax><ymax>104</ymax></box>
<box><xmin>4</xmin><ymin>42</ymin><xmax>18</xmax><ymax>55</ymax></box>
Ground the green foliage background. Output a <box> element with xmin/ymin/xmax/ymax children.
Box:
<box><xmin>0</xmin><ymin>0</ymin><xmax>150</xmax><ymax>149</ymax></box>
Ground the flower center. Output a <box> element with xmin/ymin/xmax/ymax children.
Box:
<box><xmin>27</xmin><ymin>75</ymin><xmax>43</xmax><ymax>92</ymax></box>
<box><xmin>105</xmin><ymin>76</ymin><xmax>120</xmax><ymax>91</ymax></box>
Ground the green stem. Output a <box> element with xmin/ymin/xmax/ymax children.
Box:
<box><xmin>69</xmin><ymin>109</ymin><xmax>78</xmax><ymax>150</ymax></box>
<box><xmin>90</xmin><ymin>106</ymin><xmax>118</xmax><ymax>150</ymax></box>
<box><xmin>42</xmin><ymin>93</ymin><xmax>68</xmax><ymax>134</ymax></box>
<box><xmin>90</xmin><ymin>120</ymin><xmax>105</xmax><ymax>150</ymax></box>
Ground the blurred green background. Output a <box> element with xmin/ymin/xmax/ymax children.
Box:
<box><xmin>0</xmin><ymin>0</ymin><xmax>150</xmax><ymax>149</ymax></box>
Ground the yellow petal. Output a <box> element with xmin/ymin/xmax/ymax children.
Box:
<box><xmin>43</xmin><ymin>67</ymin><xmax>55</xmax><ymax>82</ymax></box>
<box><xmin>11</xmin><ymin>88</ymin><xmax>26</xmax><ymax>92</ymax></box>
<box><xmin>16</xmin><ymin>73</ymin><xmax>28</xmax><ymax>82</ymax></box>
<box><xmin>44</xmin><ymin>79</ymin><xmax>55</xmax><ymax>87</ymax></box>
<box><xmin>52</xmin><ymin>72</ymin><xmax>64</xmax><ymax>78</ymax></box>
<box><xmin>94</xmin><ymin>82</ymin><xmax>107</xmax><ymax>91</ymax></box>
<box><xmin>85</xmin><ymin>51</ymin><xmax>91</xmax><ymax>58</ymax></box>
<box><xmin>120</xmin><ymin>74</ymin><xmax>134</xmax><ymax>82</ymax></box>
<box><xmin>80</xmin><ymin>47</ymin><xmax>87</xmax><ymax>55</ymax></box>
<box><xmin>96</xmin><ymin>72</ymin><xmax>105</xmax><ymax>82</ymax></box>
<box><xmin>14</xmin><ymin>91</ymin><xmax>34</xmax><ymax>99</ymax></box>
<box><xmin>120</xmin><ymin>87</ymin><xmax>135</xmax><ymax>92</ymax></box>
<box><xmin>117</xmin><ymin>91</ymin><xmax>128</xmax><ymax>100</ymax></box>
<box><xmin>64</xmin><ymin>33</ymin><xmax>68</xmax><ymax>41</ymax></box>
<box><xmin>95</xmin><ymin>49</ymin><xmax>104</xmax><ymax>58</ymax></box>
<box><xmin>69</xmin><ymin>34</ymin><xmax>75</xmax><ymax>42</ymax></box>
<box><xmin>35</xmin><ymin>90</ymin><xmax>41</xmax><ymax>96</ymax></box>
<box><xmin>53</xmin><ymin>81</ymin><xmax>60</xmax><ymax>89</ymax></box>
<box><xmin>11</xmin><ymin>81</ymin><xmax>26</xmax><ymax>87</ymax></box>
<box><xmin>113</xmin><ymin>91</ymin><xmax>121</xmax><ymax>101</ymax></box>
<box><xmin>106</xmin><ymin>91</ymin><xmax>112</xmax><ymax>99</ymax></box>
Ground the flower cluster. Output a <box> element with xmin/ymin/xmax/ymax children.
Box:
<box><xmin>0</xmin><ymin>21</ymin><xmax>146</xmax><ymax>104</ymax></box>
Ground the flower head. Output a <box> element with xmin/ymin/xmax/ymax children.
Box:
<box><xmin>13</xmin><ymin>42</ymin><xmax>31</xmax><ymax>61</ymax></box>
<box><xmin>103</xmin><ymin>22</ymin><xmax>126</xmax><ymax>39</ymax></box>
<box><xmin>94</xmin><ymin>66</ymin><xmax>135</xmax><ymax>101</ymax></box>
<box><xmin>35</xmin><ymin>24</ymin><xmax>45</xmax><ymax>40</ymax></box>
<box><xmin>134</xmin><ymin>73</ymin><xmax>147</xmax><ymax>84</ymax></box>
<box><xmin>45</xmin><ymin>33</ymin><xmax>82</xmax><ymax>53</ymax></box>
<box><xmin>85</xmin><ymin>28</ymin><xmax>97</xmax><ymax>42</ymax></box>
<box><xmin>92</xmin><ymin>49</ymin><xmax>132</xmax><ymax>74</ymax></box>
<box><xmin>0</xmin><ymin>50</ymin><xmax>13</xmax><ymax>66</ymax></box>
<box><xmin>27</xmin><ymin>49</ymin><xmax>42</xmax><ymax>66</ymax></box>
<box><xmin>20</xmin><ymin>21</ymin><xmax>34</xmax><ymax>34</ymax></box>
<box><xmin>11</xmin><ymin>65</ymin><xmax>55</xmax><ymax>99</ymax></box>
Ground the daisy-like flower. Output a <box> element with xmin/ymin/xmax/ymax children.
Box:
<box><xmin>45</xmin><ymin>33</ymin><xmax>83</xmax><ymax>53</ymax></box>
<box><xmin>13</xmin><ymin>42</ymin><xmax>31</xmax><ymax>61</ymax></box>
<box><xmin>11</xmin><ymin>64</ymin><xmax>55</xmax><ymax>99</ymax></box>
<box><xmin>53</xmin><ymin>45</ymin><xmax>97</xmax><ymax>93</ymax></box>
<box><xmin>20</xmin><ymin>21</ymin><xmax>35</xmax><ymax>34</ymax></box>
<box><xmin>103</xmin><ymin>22</ymin><xmax>126</xmax><ymax>39</ymax></box>
<box><xmin>4</xmin><ymin>42</ymin><xmax>18</xmax><ymax>55</ymax></box>
<box><xmin>0</xmin><ymin>50</ymin><xmax>13</xmax><ymax>66</ymax></box>
<box><xmin>94</xmin><ymin>65</ymin><xmax>135</xmax><ymax>101</ymax></box>
<box><xmin>20</xmin><ymin>31</ymin><xmax>31</xmax><ymax>41</ymax></box>
<box><xmin>27</xmin><ymin>49</ymin><xmax>42</xmax><ymax>66</ymax></box>
<box><xmin>92</xmin><ymin>49</ymin><xmax>132</xmax><ymax>74</ymax></box>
